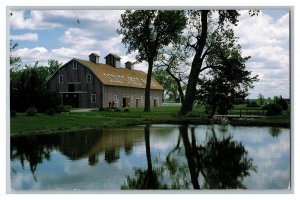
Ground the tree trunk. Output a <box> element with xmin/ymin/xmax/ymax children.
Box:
<box><xmin>179</xmin><ymin>60</ymin><xmax>202</xmax><ymax>115</ymax></box>
<box><xmin>144</xmin><ymin>60</ymin><xmax>154</xmax><ymax>112</ymax></box>
<box><xmin>144</xmin><ymin>124</ymin><xmax>152</xmax><ymax>173</ymax></box>
<box><xmin>179</xmin><ymin>10</ymin><xmax>209</xmax><ymax>115</ymax></box>
<box><xmin>180</xmin><ymin>126</ymin><xmax>200</xmax><ymax>189</ymax></box>
<box><xmin>166</xmin><ymin>67</ymin><xmax>185</xmax><ymax>103</ymax></box>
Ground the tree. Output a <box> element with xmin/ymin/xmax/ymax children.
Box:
<box><xmin>257</xmin><ymin>93</ymin><xmax>265</xmax><ymax>106</ymax></box>
<box><xmin>48</xmin><ymin>59</ymin><xmax>63</xmax><ymax>77</ymax></box>
<box><xmin>156</xmin><ymin>37</ymin><xmax>190</xmax><ymax>103</ymax></box>
<box><xmin>9</xmin><ymin>39</ymin><xmax>22</xmax><ymax>70</ymax></box>
<box><xmin>179</xmin><ymin>10</ymin><xmax>258</xmax><ymax>115</ymax></box>
<box><xmin>10</xmin><ymin>62</ymin><xmax>61</xmax><ymax>112</ymax></box>
<box><xmin>118</xmin><ymin>10</ymin><xmax>187</xmax><ymax>112</ymax></box>
<box><xmin>152</xmin><ymin>67</ymin><xmax>181</xmax><ymax>102</ymax></box>
<box><xmin>196</xmin><ymin>28</ymin><xmax>258</xmax><ymax>117</ymax></box>
<box><xmin>275</xmin><ymin>95</ymin><xmax>288</xmax><ymax>111</ymax></box>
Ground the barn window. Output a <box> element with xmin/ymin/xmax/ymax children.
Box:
<box><xmin>86</xmin><ymin>74</ymin><xmax>91</xmax><ymax>83</ymax></box>
<box><xmin>91</xmin><ymin>94</ymin><xmax>96</xmax><ymax>103</ymax></box>
<box><xmin>73</xmin><ymin>61</ymin><xmax>78</xmax><ymax>69</ymax></box>
<box><xmin>59</xmin><ymin>75</ymin><xmax>63</xmax><ymax>83</ymax></box>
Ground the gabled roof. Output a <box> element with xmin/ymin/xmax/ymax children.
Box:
<box><xmin>105</xmin><ymin>53</ymin><xmax>121</xmax><ymax>59</ymax></box>
<box><xmin>89</xmin><ymin>53</ymin><xmax>100</xmax><ymax>57</ymax></box>
<box><xmin>76</xmin><ymin>59</ymin><xmax>164</xmax><ymax>90</ymax></box>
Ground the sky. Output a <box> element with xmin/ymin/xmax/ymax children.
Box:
<box><xmin>8</xmin><ymin>9</ymin><xmax>290</xmax><ymax>99</ymax></box>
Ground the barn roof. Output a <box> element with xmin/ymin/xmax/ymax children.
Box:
<box><xmin>104</xmin><ymin>53</ymin><xmax>121</xmax><ymax>59</ymax></box>
<box><xmin>75</xmin><ymin>59</ymin><xmax>164</xmax><ymax>90</ymax></box>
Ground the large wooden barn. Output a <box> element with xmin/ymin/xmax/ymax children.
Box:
<box><xmin>48</xmin><ymin>53</ymin><xmax>164</xmax><ymax>108</ymax></box>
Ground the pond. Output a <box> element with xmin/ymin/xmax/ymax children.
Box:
<box><xmin>10</xmin><ymin>125</ymin><xmax>290</xmax><ymax>191</ymax></box>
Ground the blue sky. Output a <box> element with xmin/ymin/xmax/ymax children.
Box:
<box><xmin>9</xmin><ymin>9</ymin><xmax>290</xmax><ymax>99</ymax></box>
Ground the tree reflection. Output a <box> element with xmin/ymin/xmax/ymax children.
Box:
<box><xmin>10</xmin><ymin>135</ymin><xmax>60</xmax><ymax>181</ymax></box>
<box><xmin>122</xmin><ymin>125</ymin><xmax>256</xmax><ymax>189</ymax></box>
<box><xmin>121</xmin><ymin>125</ymin><xmax>167</xmax><ymax>189</ymax></box>
<box><xmin>199</xmin><ymin>127</ymin><xmax>257</xmax><ymax>189</ymax></box>
<box><xmin>269</xmin><ymin>127</ymin><xmax>282</xmax><ymax>138</ymax></box>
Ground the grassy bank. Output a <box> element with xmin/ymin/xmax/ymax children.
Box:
<box><xmin>10</xmin><ymin>106</ymin><xmax>290</xmax><ymax>136</ymax></box>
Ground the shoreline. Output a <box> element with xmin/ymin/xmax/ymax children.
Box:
<box><xmin>10</xmin><ymin>117</ymin><xmax>290</xmax><ymax>137</ymax></box>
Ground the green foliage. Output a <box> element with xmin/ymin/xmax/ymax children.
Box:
<box><xmin>152</xmin><ymin>68</ymin><xmax>180</xmax><ymax>102</ymax></box>
<box><xmin>264</xmin><ymin>103</ymin><xmax>283</xmax><ymax>116</ymax></box>
<box><xmin>257</xmin><ymin>93</ymin><xmax>265</xmax><ymax>105</ymax></box>
<box><xmin>26</xmin><ymin>107</ymin><xmax>37</xmax><ymax>116</ymax></box>
<box><xmin>9</xmin><ymin>40</ymin><xmax>22</xmax><ymax>70</ymax></box>
<box><xmin>48</xmin><ymin>59</ymin><xmax>63</xmax><ymax>77</ymax></box>
<box><xmin>117</xmin><ymin>10</ymin><xmax>187</xmax><ymax>62</ymax></box>
<box><xmin>45</xmin><ymin>108</ymin><xmax>56</xmax><ymax>115</ymax></box>
<box><xmin>275</xmin><ymin>95</ymin><xmax>288</xmax><ymax>111</ymax></box>
<box><xmin>11</xmin><ymin>110</ymin><xmax>17</xmax><ymax>117</ymax></box>
<box><xmin>197</xmin><ymin>28</ymin><xmax>258</xmax><ymax>117</ymax></box>
<box><xmin>246</xmin><ymin>101</ymin><xmax>259</xmax><ymax>108</ymax></box>
<box><xmin>10</xmin><ymin>63</ymin><xmax>62</xmax><ymax>112</ymax></box>
<box><xmin>118</xmin><ymin>10</ymin><xmax>187</xmax><ymax>112</ymax></box>
<box><xmin>180</xmin><ymin>10</ymin><xmax>259</xmax><ymax>115</ymax></box>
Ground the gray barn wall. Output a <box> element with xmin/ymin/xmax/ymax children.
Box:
<box><xmin>103</xmin><ymin>85</ymin><xmax>163</xmax><ymax>108</ymax></box>
<box><xmin>48</xmin><ymin>60</ymin><xmax>103</xmax><ymax>108</ymax></box>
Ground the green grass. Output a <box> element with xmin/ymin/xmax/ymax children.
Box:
<box><xmin>10</xmin><ymin>105</ymin><xmax>290</xmax><ymax>136</ymax></box>
<box><xmin>10</xmin><ymin>107</ymin><xmax>183</xmax><ymax>135</ymax></box>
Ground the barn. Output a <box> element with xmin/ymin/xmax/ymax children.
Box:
<box><xmin>48</xmin><ymin>53</ymin><xmax>164</xmax><ymax>109</ymax></box>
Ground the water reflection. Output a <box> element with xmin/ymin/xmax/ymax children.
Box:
<box><xmin>121</xmin><ymin>125</ymin><xmax>168</xmax><ymax>189</ymax></box>
<box><xmin>10</xmin><ymin>125</ymin><xmax>290</xmax><ymax>190</ymax></box>
<box><xmin>10</xmin><ymin>135</ymin><xmax>60</xmax><ymax>181</ymax></box>
<box><xmin>269</xmin><ymin>127</ymin><xmax>282</xmax><ymax>138</ymax></box>
<box><xmin>11</xmin><ymin>128</ymin><xmax>145</xmax><ymax>176</ymax></box>
<box><xmin>122</xmin><ymin>125</ymin><xmax>257</xmax><ymax>189</ymax></box>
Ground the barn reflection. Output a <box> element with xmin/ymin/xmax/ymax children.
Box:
<box><xmin>10</xmin><ymin>128</ymin><xmax>145</xmax><ymax>176</ymax></box>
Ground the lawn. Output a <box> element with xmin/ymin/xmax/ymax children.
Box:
<box><xmin>10</xmin><ymin>106</ymin><xmax>184</xmax><ymax>135</ymax></box>
<box><xmin>10</xmin><ymin>105</ymin><xmax>290</xmax><ymax>136</ymax></box>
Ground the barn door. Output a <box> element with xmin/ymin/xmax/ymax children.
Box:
<box><xmin>63</xmin><ymin>93</ymin><xmax>79</xmax><ymax>108</ymax></box>
<box><xmin>136</xmin><ymin>99</ymin><xmax>140</xmax><ymax>108</ymax></box>
<box><xmin>154</xmin><ymin>99</ymin><xmax>158</xmax><ymax>107</ymax></box>
<box><xmin>122</xmin><ymin>97</ymin><xmax>130</xmax><ymax>107</ymax></box>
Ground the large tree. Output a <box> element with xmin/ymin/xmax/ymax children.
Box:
<box><xmin>197</xmin><ymin>28</ymin><xmax>258</xmax><ymax>117</ymax></box>
<box><xmin>117</xmin><ymin>10</ymin><xmax>186</xmax><ymax>112</ymax></box>
<box><xmin>156</xmin><ymin>37</ymin><xmax>190</xmax><ymax>103</ymax></box>
<box><xmin>9</xmin><ymin>39</ymin><xmax>22</xmax><ymax>71</ymax></box>
<box><xmin>179</xmin><ymin>10</ymin><xmax>257</xmax><ymax>115</ymax></box>
<box><xmin>10</xmin><ymin>61</ymin><xmax>61</xmax><ymax>112</ymax></box>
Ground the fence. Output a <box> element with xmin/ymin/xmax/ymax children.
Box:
<box><xmin>228</xmin><ymin>108</ymin><xmax>266</xmax><ymax>116</ymax></box>
<box><xmin>162</xmin><ymin>102</ymin><xmax>182</xmax><ymax>107</ymax></box>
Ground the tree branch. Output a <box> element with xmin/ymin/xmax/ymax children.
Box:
<box><xmin>199</xmin><ymin>65</ymin><xmax>224</xmax><ymax>73</ymax></box>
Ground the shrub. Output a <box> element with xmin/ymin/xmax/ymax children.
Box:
<box><xmin>99</xmin><ymin>107</ymin><xmax>104</xmax><ymax>111</ymax></box>
<box><xmin>264</xmin><ymin>103</ymin><xmax>283</xmax><ymax>116</ymax></box>
<box><xmin>115</xmin><ymin>108</ymin><xmax>120</xmax><ymax>112</ymax></box>
<box><xmin>124</xmin><ymin>107</ymin><xmax>129</xmax><ymax>112</ymax></box>
<box><xmin>246</xmin><ymin>101</ymin><xmax>259</xmax><ymax>108</ymax></box>
<box><xmin>276</xmin><ymin>97</ymin><xmax>288</xmax><ymax>111</ymax></box>
<box><xmin>26</xmin><ymin>107</ymin><xmax>37</xmax><ymax>116</ymax></box>
<box><xmin>217</xmin><ymin>104</ymin><xmax>231</xmax><ymax>115</ymax></box>
<box><xmin>11</xmin><ymin>110</ymin><xmax>17</xmax><ymax>117</ymax></box>
<box><xmin>45</xmin><ymin>108</ymin><xmax>55</xmax><ymax>115</ymax></box>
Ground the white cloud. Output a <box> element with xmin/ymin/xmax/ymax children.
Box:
<box><xmin>11</xmin><ymin>33</ymin><xmax>38</xmax><ymax>41</ymax></box>
<box><xmin>234</xmin><ymin>11</ymin><xmax>290</xmax><ymax>98</ymax></box>
<box><xmin>14</xmin><ymin>47</ymin><xmax>49</xmax><ymax>64</ymax></box>
<box><xmin>9</xmin><ymin>10</ymin><xmax>62</xmax><ymax>30</ymax></box>
<box><xmin>9</xmin><ymin>10</ymin><xmax>149</xmax><ymax>71</ymax></box>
